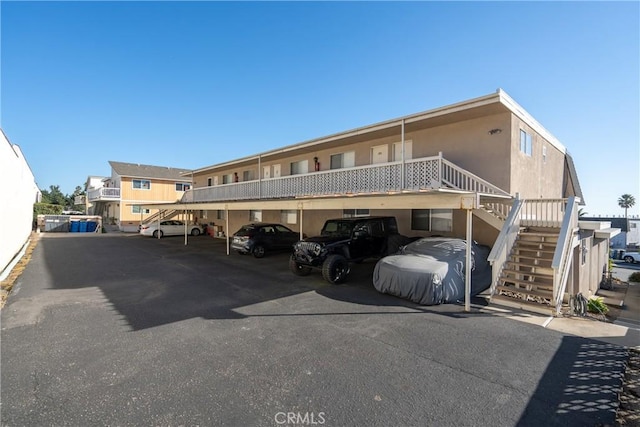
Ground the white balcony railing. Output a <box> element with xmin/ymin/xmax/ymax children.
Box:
<box><xmin>182</xmin><ymin>154</ymin><xmax>511</xmax><ymax>204</ymax></box>
<box><xmin>87</xmin><ymin>187</ymin><xmax>121</xmax><ymax>202</ymax></box>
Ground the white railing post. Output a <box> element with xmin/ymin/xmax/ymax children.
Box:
<box><xmin>551</xmin><ymin>196</ymin><xmax>579</xmax><ymax>314</ymax></box>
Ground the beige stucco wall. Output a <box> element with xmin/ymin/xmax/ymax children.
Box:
<box><xmin>509</xmin><ymin>117</ymin><xmax>565</xmax><ymax>200</ymax></box>
<box><xmin>192</xmin><ymin>112</ymin><xmax>516</xmax><ymax>195</ymax></box>
<box><xmin>573</xmin><ymin>235</ymin><xmax>609</xmax><ymax>297</ymax></box>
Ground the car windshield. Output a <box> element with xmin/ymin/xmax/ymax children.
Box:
<box><xmin>321</xmin><ymin>221</ymin><xmax>354</xmax><ymax>237</ymax></box>
<box><xmin>235</xmin><ymin>225</ymin><xmax>257</xmax><ymax>236</ymax></box>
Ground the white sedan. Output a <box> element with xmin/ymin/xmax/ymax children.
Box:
<box><xmin>139</xmin><ymin>220</ymin><xmax>202</xmax><ymax>238</ymax></box>
<box><xmin>623</xmin><ymin>252</ymin><xmax>640</xmax><ymax>263</ymax></box>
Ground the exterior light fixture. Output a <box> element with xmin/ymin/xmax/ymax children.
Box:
<box><xmin>488</xmin><ymin>128</ymin><xmax>502</xmax><ymax>135</ymax></box>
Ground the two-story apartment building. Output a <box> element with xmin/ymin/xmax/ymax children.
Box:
<box><xmin>87</xmin><ymin>161</ymin><xmax>193</xmax><ymax>232</ymax></box>
<box><xmin>143</xmin><ymin>90</ymin><xmax>617</xmax><ymax>315</ymax></box>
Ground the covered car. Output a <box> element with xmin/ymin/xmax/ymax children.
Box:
<box><xmin>373</xmin><ymin>237</ymin><xmax>492</xmax><ymax>305</ymax></box>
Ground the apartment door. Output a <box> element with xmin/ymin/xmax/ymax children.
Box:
<box><xmin>393</xmin><ymin>141</ymin><xmax>413</xmax><ymax>161</ymax></box>
<box><xmin>273</xmin><ymin>164</ymin><xmax>282</xmax><ymax>178</ymax></box>
<box><xmin>371</xmin><ymin>144</ymin><xmax>388</xmax><ymax>164</ymax></box>
<box><xmin>263</xmin><ymin>166</ymin><xmax>271</xmax><ymax>179</ymax></box>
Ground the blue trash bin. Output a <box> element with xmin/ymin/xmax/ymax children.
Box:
<box><xmin>70</xmin><ymin>221</ymin><xmax>80</xmax><ymax>232</ymax></box>
<box><xmin>79</xmin><ymin>221</ymin><xmax>88</xmax><ymax>232</ymax></box>
<box><xmin>87</xmin><ymin>221</ymin><xmax>98</xmax><ymax>232</ymax></box>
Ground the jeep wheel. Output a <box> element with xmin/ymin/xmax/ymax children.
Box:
<box><xmin>322</xmin><ymin>254</ymin><xmax>350</xmax><ymax>284</ymax></box>
<box><xmin>289</xmin><ymin>255</ymin><xmax>311</xmax><ymax>276</ymax></box>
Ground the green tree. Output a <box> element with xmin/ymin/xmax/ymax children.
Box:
<box><xmin>40</xmin><ymin>185</ymin><xmax>67</xmax><ymax>206</ymax></box>
<box><xmin>578</xmin><ymin>208</ymin><xmax>588</xmax><ymax>218</ymax></box>
<box><xmin>618</xmin><ymin>194</ymin><xmax>636</xmax><ymax>246</ymax></box>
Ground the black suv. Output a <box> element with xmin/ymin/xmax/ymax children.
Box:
<box><xmin>289</xmin><ymin>216</ymin><xmax>406</xmax><ymax>284</ymax></box>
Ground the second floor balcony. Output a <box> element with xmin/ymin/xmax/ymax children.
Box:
<box><xmin>87</xmin><ymin>187</ymin><xmax>121</xmax><ymax>202</ymax></box>
<box><xmin>182</xmin><ymin>154</ymin><xmax>511</xmax><ymax>204</ymax></box>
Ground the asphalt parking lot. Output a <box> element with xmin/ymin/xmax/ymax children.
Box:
<box><xmin>0</xmin><ymin>233</ymin><xmax>632</xmax><ymax>426</ymax></box>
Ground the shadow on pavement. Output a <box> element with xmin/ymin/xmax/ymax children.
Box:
<box><xmin>518</xmin><ymin>336</ymin><xmax>628</xmax><ymax>427</ymax></box>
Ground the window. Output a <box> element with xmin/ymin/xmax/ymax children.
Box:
<box><xmin>343</xmin><ymin>209</ymin><xmax>370</xmax><ymax>218</ymax></box>
<box><xmin>243</xmin><ymin>170</ymin><xmax>253</xmax><ymax>181</ymax></box>
<box><xmin>411</xmin><ymin>209</ymin><xmax>453</xmax><ymax>232</ymax></box>
<box><xmin>290</xmin><ymin>160</ymin><xmax>309</xmax><ymax>175</ymax></box>
<box><xmin>132</xmin><ymin>206</ymin><xmax>150</xmax><ymax>214</ymax></box>
<box><xmin>250</xmin><ymin>210</ymin><xmax>262</xmax><ymax>222</ymax></box>
<box><xmin>281</xmin><ymin>210</ymin><xmax>297</xmax><ymax>224</ymax></box>
<box><xmin>175</xmin><ymin>182</ymin><xmax>191</xmax><ymax>191</ymax></box>
<box><xmin>520</xmin><ymin>130</ymin><xmax>532</xmax><ymax>156</ymax></box>
<box><xmin>217</xmin><ymin>210</ymin><xmax>225</xmax><ymax>220</ymax></box>
<box><xmin>222</xmin><ymin>174</ymin><xmax>233</xmax><ymax>184</ymax></box>
<box><xmin>132</xmin><ymin>179</ymin><xmax>150</xmax><ymax>190</ymax></box>
<box><xmin>330</xmin><ymin>151</ymin><xmax>355</xmax><ymax>169</ymax></box>
<box><xmin>207</xmin><ymin>178</ymin><xmax>212</xmax><ymax>187</ymax></box>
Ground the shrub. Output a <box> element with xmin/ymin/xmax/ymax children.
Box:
<box><xmin>587</xmin><ymin>296</ymin><xmax>609</xmax><ymax>315</ymax></box>
<box><xmin>629</xmin><ymin>272</ymin><xmax>640</xmax><ymax>283</ymax></box>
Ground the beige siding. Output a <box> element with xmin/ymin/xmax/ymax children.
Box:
<box><xmin>119</xmin><ymin>177</ymin><xmax>187</xmax><ymax>223</ymax></box>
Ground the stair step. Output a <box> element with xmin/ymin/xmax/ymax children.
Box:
<box><xmin>490</xmin><ymin>294</ymin><xmax>556</xmax><ymax>316</ymax></box>
<box><xmin>515</xmin><ymin>240</ymin><xmax>557</xmax><ymax>248</ymax></box>
<box><xmin>508</xmin><ymin>254</ymin><xmax>554</xmax><ymax>262</ymax></box>
<box><xmin>502</xmin><ymin>268</ymin><xmax>554</xmax><ymax>278</ymax></box>
<box><xmin>519</xmin><ymin>232</ymin><xmax>559</xmax><ymax>239</ymax></box>
<box><xmin>513</xmin><ymin>248</ymin><xmax>556</xmax><ymax>255</ymax></box>
<box><xmin>500</xmin><ymin>277</ymin><xmax>554</xmax><ymax>290</ymax></box>
<box><xmin>505</xmin><ymin>261</ymin><xmax>554</xmax><ymax>271</ymax></box>
<box><xmin>497</xmin><ymin>284</ymin><xmax>553</xmax><ymax>300</ymax></box>
<box><xmin>522</xmin><ymin>227</ymin><xmax>561</xmax><ymax>234</ymax></box>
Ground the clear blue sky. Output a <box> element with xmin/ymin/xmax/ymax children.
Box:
<box><xmin>2</xmin><ymin>1</ymin><xmax>638</xmax><ymax>217</ymax></box>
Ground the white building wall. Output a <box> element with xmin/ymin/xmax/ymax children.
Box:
<box><xmin>0</xmin><ymin>131</ymin><xmax>39</xmax><ymax>274</ymax></box>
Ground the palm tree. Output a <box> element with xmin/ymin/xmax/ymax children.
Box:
<box><xmin>578</xmin><ymin>208</ymin><xmax>588</xmax><ymax>218</ymax></box>
<box><xmin>618</xmin><ymin>194</ymin><xmax>636</xmax><ymax>247</ymax></box>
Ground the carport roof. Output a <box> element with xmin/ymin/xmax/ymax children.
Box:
<box><xmin>137</xmin><ymin>190</ymin><xmax>509</xmax><ymax>211</ymax></box>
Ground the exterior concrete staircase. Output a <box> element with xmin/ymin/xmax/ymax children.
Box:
<box><xmin>490</xmin><ymin>227</ymin><xmax>562</xmax><ymax>315</ymax></box>
<box><xmin>141</xmin><ymin>209</ymin><xmax>180</xmax><ymax>226</ymax></box>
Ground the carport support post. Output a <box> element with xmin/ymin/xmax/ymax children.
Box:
<box><xmin>461</xmin><ymin>195</ymin><xmax>476</xmax><ymax>313</ymax></box>
<box><xmin>225</xmin><ymin>204</ymin><xmax>230</xmax><ymax>255</ymax></box>
<box><xmin>298</xmin><ymin>204</ymin><xmax>304</xmax><ymax>240</ymax></box>
<box><xmin>184</xmin><ymin>209</ymin><xmax>187</xmax><ymax>246</ymax></box>
<box><xmin>157</xmin><ymin>210</ymin><xmax>162</xmax><ymax>239</ymax></box>
<box><xmin>465</xmin><ymin>208</ymin><xmax>472</xmax><ymax>312</ymax></box>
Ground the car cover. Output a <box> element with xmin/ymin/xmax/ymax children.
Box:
<box><xmin>373</xmin><ymin>238</ymin><xmax>492</xmax><ymax>305</ymax></box>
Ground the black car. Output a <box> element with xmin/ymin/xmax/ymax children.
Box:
<box><xmin>289</xmin><ymin>216</ymin><xmax>404</xmax><ymax>284</ymax></box>
<box><xmin>231</xmin><ymin>223</ymin><xmax>301</xmax><ymax>258</ymax></box>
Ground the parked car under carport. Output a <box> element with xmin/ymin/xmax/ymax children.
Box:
<box><xmin>372</xmin><ymin>237</ymin><xmax>492</xmax><ymax>305</ymax></box>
